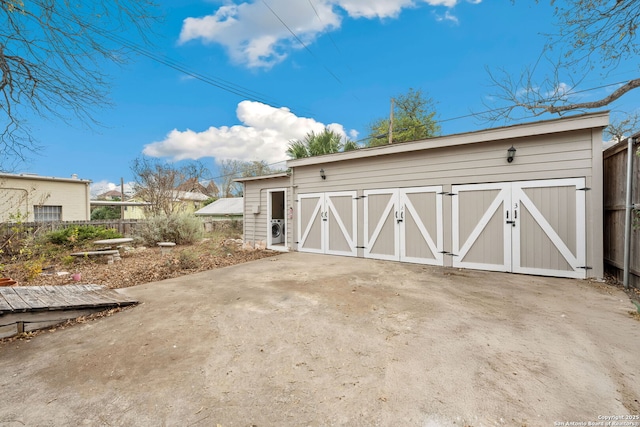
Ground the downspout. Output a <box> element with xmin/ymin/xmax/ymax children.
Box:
<box><xmin>257</xmin><ymin>187</ymin><xmax>265</xmax><ymax>249</ymax></box>
<box><xmin>86</xmin><ymin>182</ymin><xmax>91</xmax><ymax>221</ymax></box>
<box><xmin>289</xmin><ymin>167</ymin><xmax>295</xmax><ymax>251</ymax></box>
<box><xmin>623</xmin><ymin>137</ymin><xmax>636</xmax><ymax>289</ymax></box>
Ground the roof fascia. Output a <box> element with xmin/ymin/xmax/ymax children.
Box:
<box><xmin>287</xmin><ymin>112</ymin><xmax>610</xmax><ymax>168</ymax></box>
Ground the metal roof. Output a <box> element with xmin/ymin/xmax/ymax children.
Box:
<box><xmin>195</xmin><ymin>197</ymin><xmax>244</xmax><ymax>216</ymax></box>
<box><xmin>234</xmin><ymin>172</ymin><xmax>289</xmax><ymax>183</ymax></box>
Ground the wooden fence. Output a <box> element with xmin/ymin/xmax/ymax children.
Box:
<box><xmin>603</xmin><ymin>139</ymin><xmax>640</xmax><ymax>288</ymax></box>
<box><xmin>0</xmin><ymin>219</ymin><xmax>144</xmax><ymax>237</ymax></box>
<box><xmin>0</xmin><ymin>218</ymin><xmax>243</xmax><ymax>240</ymax></box>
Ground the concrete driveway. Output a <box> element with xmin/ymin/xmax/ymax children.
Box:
<box><xmin>1</xmin><ymin>252</ymin><xmax>639</xmax><ymax>426</ymax></box>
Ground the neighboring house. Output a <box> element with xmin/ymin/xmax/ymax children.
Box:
<box><xmin>96</xmin><ymin>190</ymin><xmax>123</xmax><ymax>201</ymax></box>
<box><xmin>0</xmin><ymin>173</ymin><xmax>91</xmax><ymax>222</ymax></box>
<box><xmin>237</xmin><ymin>111</ymin><xmax>609</xmax><ymax>281</ymax></box>
<box><xmin>122</xmin><ymin>195</ymin><xmax>148</xmax><ymax>220</ymax></box>
<box><xmin>124</xmin><ymin>190</ymin><xmax>210</xmax><ymax>219</ymax></box>
<box><xmin>195</xmin><ymin>198</ymin><xmax>243</xmax><ymax>220</ymax></box>
<box><xmin>175</xmin><ymin>178</ymin><xmax>219</xmax><ymax>198</ymax></box>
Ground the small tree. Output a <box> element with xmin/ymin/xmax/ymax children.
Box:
<box><xmin>605</xmin><ymin>112</ymin><xmax>640</xmax><ymax>144</ymax></box>
<box><xmin>218</xmin><ymin>160</ymin><xmax>278</xmax><ymax>197</ymax></box>
<box><xmin>366</xmin><ymin>88</ymin><xmax>440</xmax><ymax>147</ymax></box>
<box><xmin>286</xmin><ymin>128</ymin><xmax>358</xmax><ymax>159</ymax></box>
<box><xmin>130</xmin><ymin>157</ymin><xmax>210</xmax><ymax>216</ymax></box>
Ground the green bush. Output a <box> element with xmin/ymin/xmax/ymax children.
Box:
<box><xmin>91</xmin><ymin>206</ymin><xmax>121</xmax><ymax>220</ymax></box>
<box><xmin>136</xmin><ymin>213</ymin><xmax>203</xmax><ymax>246</ymax></box>
<box><xmin>46</xmin><ymin>225</ymin><xmax>122</xmax><ymax>248</ymax></box>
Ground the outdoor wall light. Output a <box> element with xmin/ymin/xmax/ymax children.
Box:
<box><xmin>320</xmin><ymin>168</ymin><xmax>326</xmax><ymax>180</ymax></box>
<box><xmin>507</xmin><ymin>146</ymin><xmax>517</xmax><ymax>163</ymax></box>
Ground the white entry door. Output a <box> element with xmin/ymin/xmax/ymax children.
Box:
<box><xmin>452</xmin><ymin>178</ymin><xmax>586</xmax><ymax>278</ymax></box>
<box><xmin>364</xmin><ymin>186</ymin><xmax>444</xmax><ymax>265</ymax></box>
<box><xmin>297</xmin><ymin>191</ymin><xmax>357</xmax><ymax>257</ymax></box>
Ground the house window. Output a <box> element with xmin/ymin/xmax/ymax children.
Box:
<box><xmin>33</xmin><ymin>205</ymin><xmax>62</xmax><ymax>222</ymax></box>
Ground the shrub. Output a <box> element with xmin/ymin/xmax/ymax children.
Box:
<box><xmin>91</xmin><ymin>206</ymin><xmax>121</xmax><ymax>220</ymax></box>
<box><xmin>135</xmin><ymin>213</ymin><xmax>203</xmax><ymax>246</ymax></box>
<box><xmin>46</xmin><ymin>225</ymin><xmax>122</xmax><ymax>248</ymax></box>
<box><xmin>22</xmin><ymin>257</ymin><xmax>45</xmax><ymax>281</ymax></box>
<box><xmin>178</xmin><ymin>250</ymin><xmax>199</xmax><ymax>269</ymax></box>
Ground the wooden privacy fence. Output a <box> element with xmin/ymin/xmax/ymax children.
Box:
<box><xmin>603</xmin><ymin>138</ymin><xmax>639</xmax><ymax>288</ymax></box>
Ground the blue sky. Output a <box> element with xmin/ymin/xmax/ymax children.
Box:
<box><xmin>14</xmin><ymin>0</ymin><xmax>640</xmax><ymax>196</ymax></box>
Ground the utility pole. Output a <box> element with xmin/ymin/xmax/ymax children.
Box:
<box><xmin>388</xmin><ymin>98</ymin><xmax>394</xmax><ymax>144</ymax></box>
<box><xmin>120</xmin><ymin>177</ymin><xmax>125</xmax><ymax>233</ymax></box>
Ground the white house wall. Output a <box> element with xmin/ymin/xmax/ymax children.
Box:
<box><xmin>0</xmin><ymin>176</ymin><xmax>91</xmax><ymax>222</ymax></box>
<box><xmin>290</xmin><ymin>127</ymin><xmax>604</xmax><ymax>278</ymax></box>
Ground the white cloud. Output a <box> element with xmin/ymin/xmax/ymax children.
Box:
<box><xmin>142</xmin><ymin>100</ymin><xmax>355</xmax><ymax>164</ymax></box>
<box><xmin>179</xmin><ymin>0</ymin><xmax>478</xmax><ymax>68</ymax></box>
<box><xmin>434</xmin><ymin>10</ymin><xmax>459</xmax><ymax>24</ymax></box>
<box><xmin>179</xmin><ymin>1</ymin><xmax>339</xmax><ymax>68</ymax></box>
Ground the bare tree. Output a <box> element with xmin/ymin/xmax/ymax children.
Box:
<box><xmin>130</xmin><ymin>157</ymin><xmax>209</xmax><ymax>216</ymax></box>
<box><xmin>0</xmin><ymin>0</ymin><xmax>158</xmax><ymax>168</ymax></box>
<box><xmin>605</xmin><ymin>112</ymin><xmax>640</xmax><ymax>144</ymax></box>
<box><xmin>484</xmin><ymin>0</ymin><xmax>640</xmax><ymax>120</ymax></box>
<box><xmin>218</xmin><ymin>160</ymin><xmax>279</xmax><ymax>197</ymax></box>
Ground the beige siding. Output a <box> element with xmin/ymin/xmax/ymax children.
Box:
<box><xmin>458</xmin><ymin>188</ymin><xmax>505</xmax><ymax>266</ymax></box>
<box><xmin>290</xmin><ymin>126</ymin><xmax>603</xmax><ymax>278</ymax></box>
<box><xmin>293</xmin><ymin>131</ymin><xmax>594</xmax><ymax>193</ymax></box>
<box><xmin>242</xmin><ymin>176</ymin><xmax>291</xmax><ymax>248</ymax></box>
<box><xmin>0</xmin><ymin>176</ymin><xmax>90</xmax><ymax>222</ymax></box>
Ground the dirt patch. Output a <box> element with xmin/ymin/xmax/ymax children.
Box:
<box><xmin>2</xmin><ymin>238</ymin><xmax>278</xmax><ymax>289</ymax></box>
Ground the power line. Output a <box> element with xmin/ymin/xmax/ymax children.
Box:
<box><xmin>261</xmin><ymin>0</ymin><xmax>343</xmax><ymax>85</ymax></box>
<box><xmin>307</xmin><ymin>0</ymin><xmax>350</xmax><ymax>70</ymax></box>
<box><xmin>90</xmin><ymin>25</ymin><xmax>284</xmax><ymax>107</ymax></box>
<box><xmin>35</xmin><ymin>4</ymin><xmax>316</xmax><ymax>116</ymax></box>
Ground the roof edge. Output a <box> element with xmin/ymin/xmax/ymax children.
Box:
<box><xmin>234</xmin><ymin>172</ymin><xmax>290</xmax><ymax>183</ymax></box>
<box><xmin>0</xmin><ymin>172</ymin><xmax>92</xmax><ymax>184</ymax></box>
<box><xmin>287</xmin><ymin>111</ymin><xmax>610</xmax><ymax>168</ymax></box>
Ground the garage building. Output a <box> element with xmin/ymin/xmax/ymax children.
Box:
<box><xmin>238</xmin><ymin>112</ymin><xmax>608</xmax><ymax>279</ymax></box>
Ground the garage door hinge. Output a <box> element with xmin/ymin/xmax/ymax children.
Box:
<box><xmin>438</xmin><ymin>191</ymin><xmax>456</xmax><ymax>196</ymax></box>
<box><xmin>445</xmin><ymin>253</ymin><xmax>458</xmax><ymax>257</ymax></box>
<box><xmin>439</xmin><ymin>250</ymin><xmax>450</xmax><ymax>254</ymax></box>
<box><xmin>294</xmin><ymin>241</ymin><xmax>299</xmax><ymax>244</ymax></box>
<box><xmin>354</xmin><ymin>196</ymin><xmax>366</xmax><ymax>200</ymax></box>
<box><xmin>577</xmin><ymin>266</ymin><xmax>592</xmax><ymax>270</ymax></box>
<box><xmin>577</xmin><ymin>187</ymin><xmax>591</xmax><ymax>191</ymax></box>
<box><xmin>355</xmin><ymin>246</ymin><xmax>366</xmax><ymax>249</ymax></box>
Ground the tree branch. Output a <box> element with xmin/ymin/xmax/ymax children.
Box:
<box><xmin>544</xmin><ymin>78</ymin><xmax>640</xmax><ymax>113</ymax></box>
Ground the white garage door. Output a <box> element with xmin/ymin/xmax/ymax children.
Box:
<box><xmin>297</xmin><ymin>191</ymin><xmax>357</xmax><ymax>257</ymax></box>
<box><xmin>452</xmin><ymin>178</ymin><xmax>586</xmax><ymax>279</ymax></box>
<box><xmin>364</xmin><ymin>186</ymin><xmax>443</xmax><ymax>265</ymax></box>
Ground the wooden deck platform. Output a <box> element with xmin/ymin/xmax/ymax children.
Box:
<box><xmin>0</xmin><ymin>285</ymin><xmax>138</xmax><ymax>339</ymax></box>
